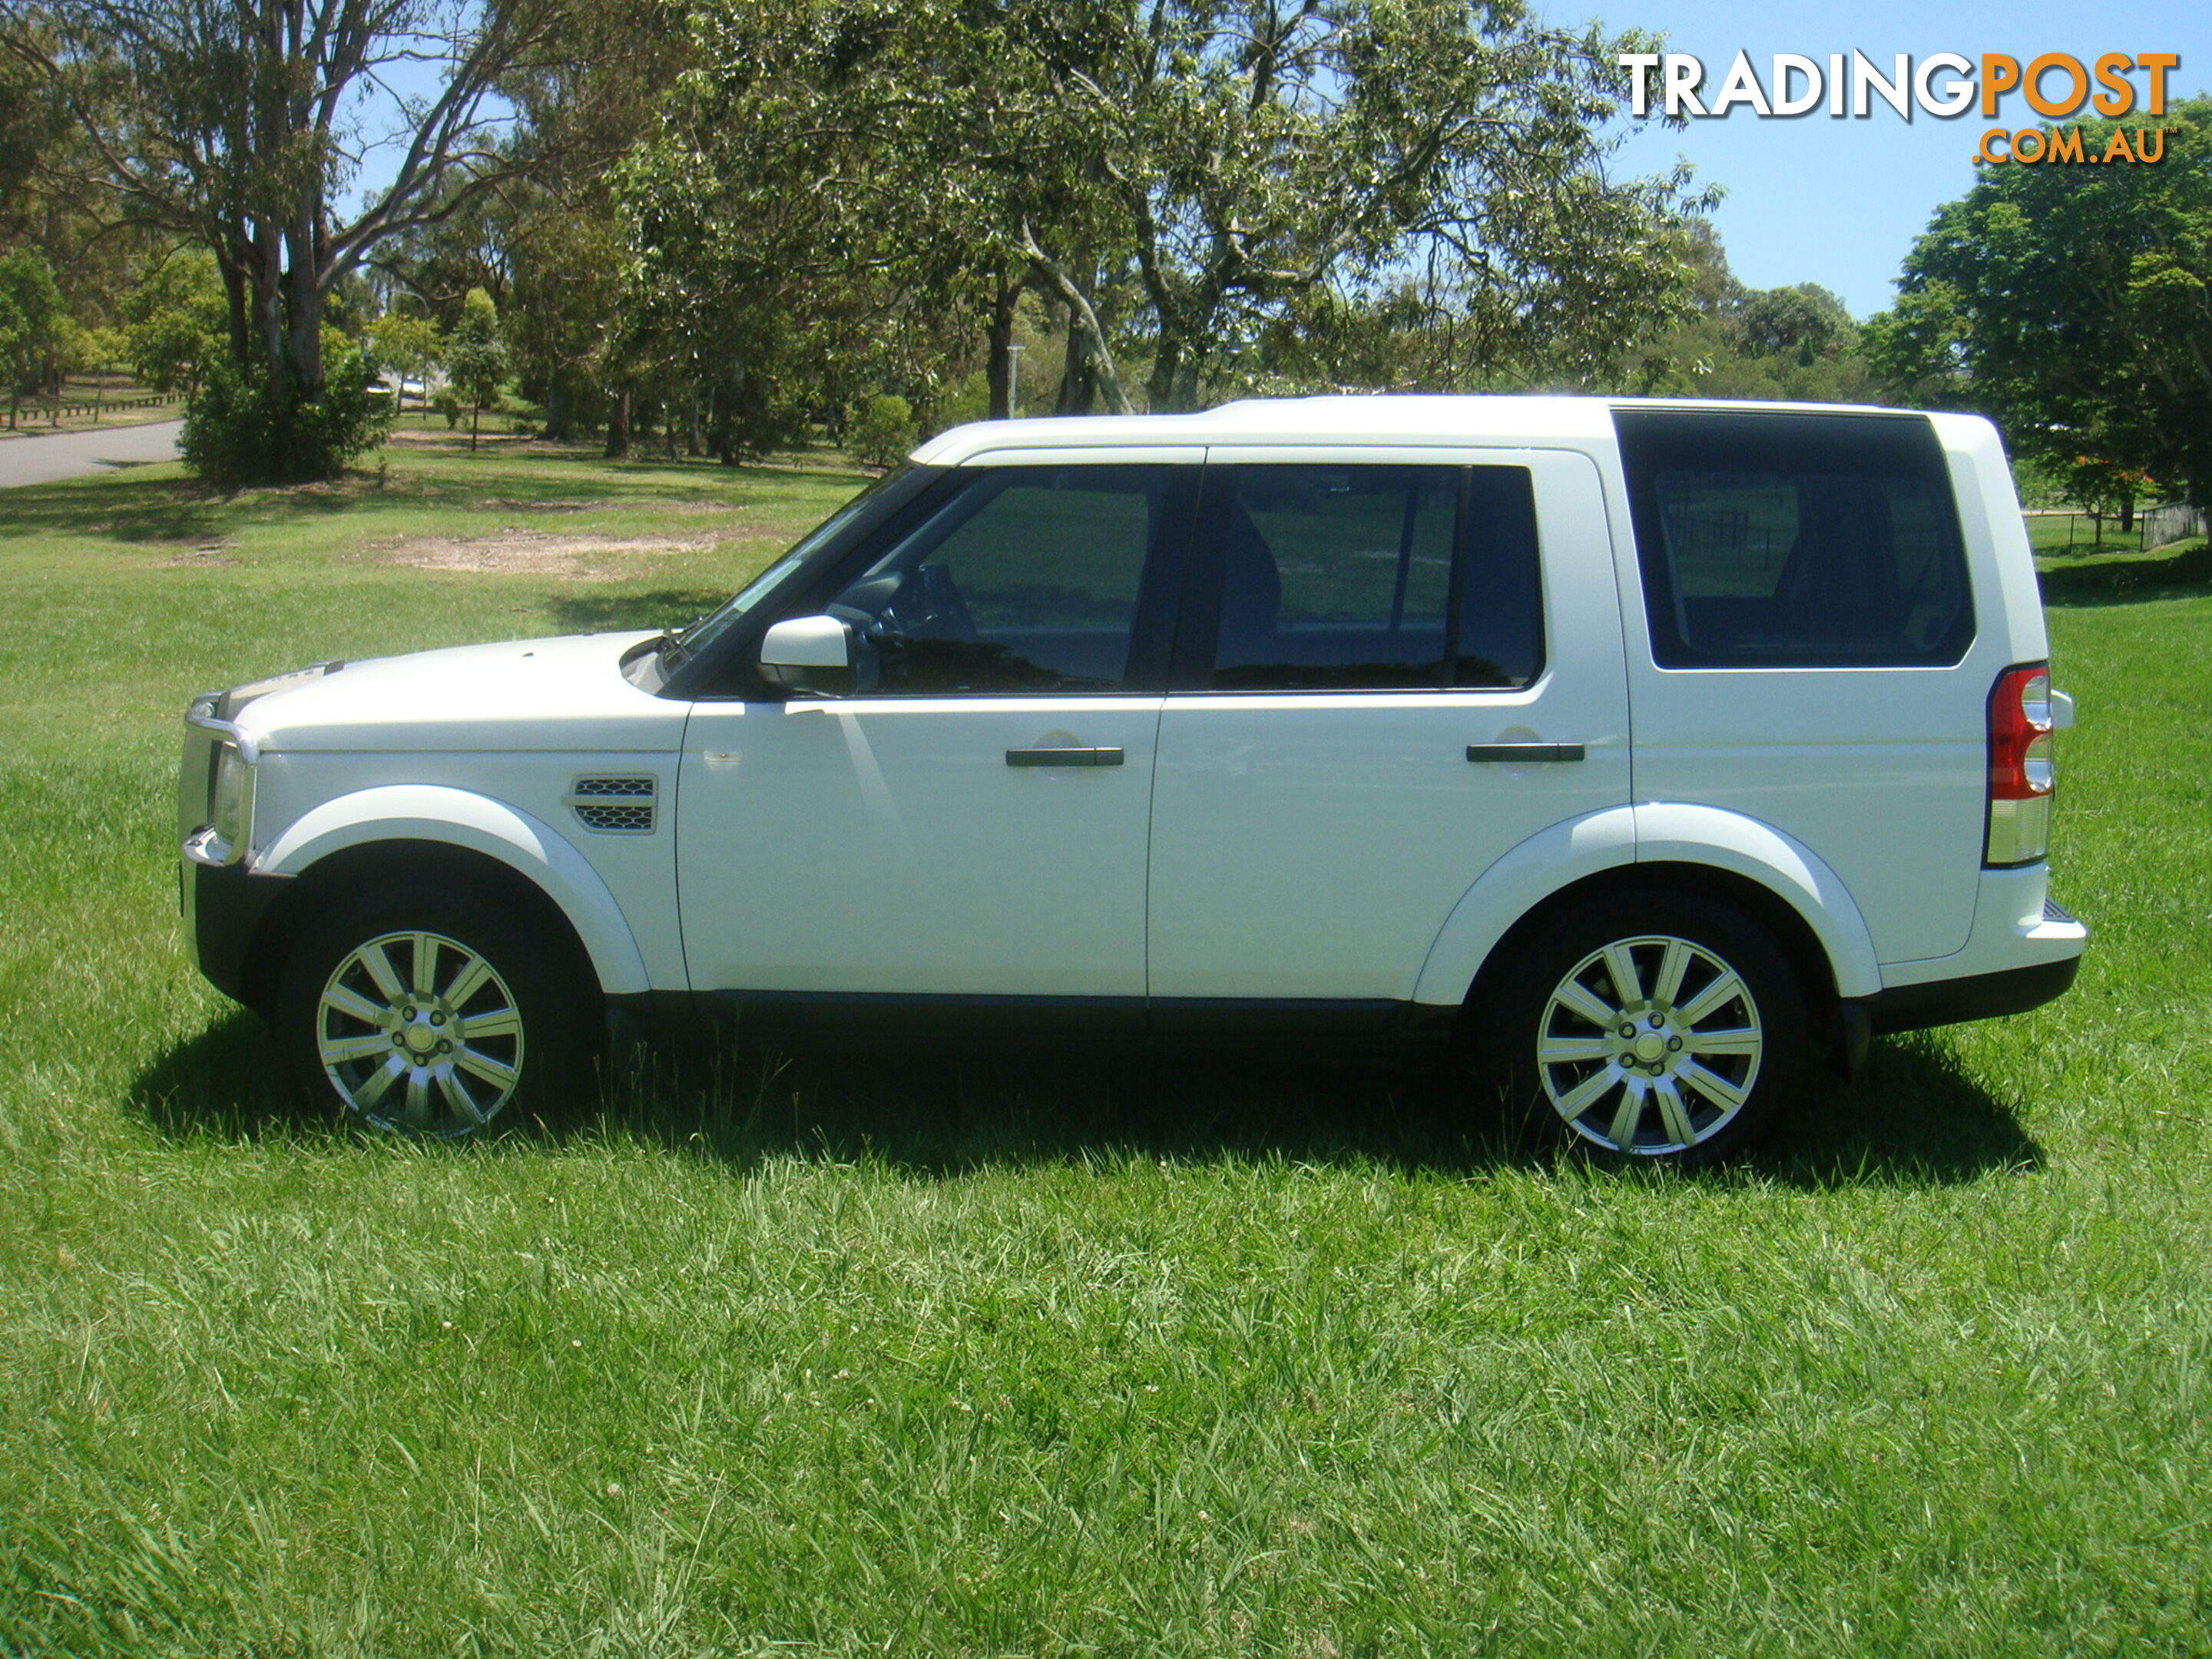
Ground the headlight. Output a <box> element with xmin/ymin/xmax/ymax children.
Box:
<box><xmin>210</xmin><ymin>743</ymin><xmax>255</xmax><ymax>854</ymax></box>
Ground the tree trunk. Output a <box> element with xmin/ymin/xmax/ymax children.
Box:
<box><xmin>604</xmin><ymin>384</ymin><xmax>631</xmax><ymax>458</ymax></box>
<box><xmin>687</xmin><ymin>389</ymin><xmax>702</xmax><ymax>457</ymax></box>
<box><xmin>470</xmin><ymin>401</ymin><xmax>479</xmax><ymax>452</ymax></box>
<box><xmin>2120</xmin><ymin>492</ymin><xmax>2135</xmax><ymax>534</ymax></box>
<box><xmin>1022</xmin><ymin>237</ymin><xmax>1135</xmax><ymax>416</ymax></box>
<box><xmin>985</xmin><ymin>273</ymin><xmax>1022</xmax><ymax>420</ymax></box>
<box><xmin>1057</xmin><ymin>290</ymin><xmax>1098</xmax><ymax>416</ymax></box>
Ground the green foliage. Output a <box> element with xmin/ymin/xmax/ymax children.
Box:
<box><xmin>431</xmin><ymin>386</ymin><xmax>464</xmax><ymax>429</ymax></box>
<box><xmin>0</xmin><ymin>244</ymin><xmax>66</xmax><ymax>401</ymax></box>
<box><xmin>846</xmin><ymin>392</ymin><xmax>917</xmax><ymax>467</ymax></box>
<box><xmin>631</xmin><ymin>0</ymin><xmax>1703</xmax><ymax>422</ymax></box>
<box><xmin>1620</xmin><ymin>227</ymin><xmax>1874</xmax><ymax>401</ymax></box>
<box><xmin>121</xmin><ymin>252</ymin><xmax>226</xmax><ymax>394</ymax></box>
<box><xmin>1871</xmin><ymin>100</ymin><xmax>2212</xmax><ymax>508</ymax></box>
<box><xmin>180</xmin><ymin>340</ymin><xmax>389</xmax><ymax>488</ymax></box>
<box><xmin>444</xmin><ymin>286</ymin><xmax>506</xmax><ymax>449</ymax></box>
<box><xmin>362</xmin><ymin>311</ymin><xmax>445</xmax><ymax>411</ymax></box>
<box><xmin>445</xmin><ymin>288</ymin><xmax>505</xmax><ymax>408</ymax></box>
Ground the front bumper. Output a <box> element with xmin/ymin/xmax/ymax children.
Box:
<box><xmin>180</xmin><ymin>839</ymin><xmax>290</xmax><ymax>1005</ymax></box>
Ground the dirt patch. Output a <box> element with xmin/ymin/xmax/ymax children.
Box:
<box><xmin>157</xmin><ymin>541</ymin><xmax>239</xmax><ymax>568</ymax></box>
<box><xmin>377</xmin><ymin>529</ymin><xmax>719</xmax><ymax>578</ymax></box>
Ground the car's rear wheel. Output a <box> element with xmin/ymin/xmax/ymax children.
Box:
<box><xmin>1478</xmin><ymin>890</ymin><xmax>1809</xmax><ymax>1164</ymax></box>
<box><xmin>275</xmin><ymin>882</ymin><xmax>598</xmax><ymax>1135</ymax></box>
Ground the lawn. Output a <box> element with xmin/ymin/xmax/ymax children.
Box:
<box><xmin>2</xmin><ymin>439</ymin><xmax>2209</xmax><ymax>1657</ymax></box>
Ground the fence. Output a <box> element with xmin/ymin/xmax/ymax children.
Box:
<box><xmin>6</xmin><ymin>393</ymin><xmax>179</xmax><ymax>431</ymax></box>
<box><xmin>2024</xmin><ymin>505</ymin><xmax>2206</xmax><ymax>554</ymax></box>
<box><xmin>2137</xmin><ymin>502</ymin><xmax>2206</xmax><ymax>548</ymax></box>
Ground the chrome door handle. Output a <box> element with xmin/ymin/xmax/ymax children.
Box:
<box><xmin>1007</xmin><ymin>747</ymin><xmax>1124</xmax><ymax>767</ymax></box>
<box><xmin>1467</xmin><ymin>743</ymin><xmax>1585</xmax><ymax>763</ymax></box>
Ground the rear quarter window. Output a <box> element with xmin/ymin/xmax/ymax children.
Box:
<box><xmin>1614</xmin><ymin>409</ymin><xmax>1974</xmax><ymax>668</ymax></box>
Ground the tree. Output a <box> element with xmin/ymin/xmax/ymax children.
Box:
<box><xmin>363</xmin><ymin>310</ymin><xmax>445</xmax><ymax>419</ymax></box>
<box><xmin>1618</xmin><ymin>225</ymin><xmax>1874</xmax><ymax>402</ymax></box>
<box><xmin>445</xmin><ymin>288</ymin><xmax>505</xmax><ymax>451</ymax></box>
<box><xmin>1869</xmin><ymin>101</ymin><xmax>2212</xmax><ymax>511</ymax></box>
<box><xmin>121</xmin><ymin>250</ymin><xmax>225</xmax><ymax>395</ymax></box>
<box><xmin>3</xmin><ymin>0</ymin><xmax>562</xmax><ymax>481</ymax></box>
<box><xmin>651</xmin><ymin>0</ymin><xmax>1702</xmax><ymax>423</ymax></box>
<box><xmin>0</xmin><ymin>247</ymin><xmax>65</xmax><ymax>428</ymax></box>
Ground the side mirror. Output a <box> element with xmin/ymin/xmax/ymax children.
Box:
<box><xmin>760</xmin><ymin>614</ymin><xmax>853</xmax><ymax>669</ymax></box>
<box><xmin>758</xmin><ymin>614</ymin><xmax>855</xmax><ymax>696</ymax></box>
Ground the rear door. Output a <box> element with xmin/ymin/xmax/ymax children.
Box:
<box><xmin>1144</xmin><ymin>448</ymin><xmax>1628</xmax><ymax>1015</ymax></box>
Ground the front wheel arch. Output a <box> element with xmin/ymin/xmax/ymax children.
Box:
<box><xmin>244</xmin><ymin>840</ymin><xmax>602</xmax><ymax>1022</ymax></box>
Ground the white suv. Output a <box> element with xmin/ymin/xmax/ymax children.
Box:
<box><xmin>179</xmin><ymin>398</ymin><xmax>2086</xmax><ymax>1162</ymax></box>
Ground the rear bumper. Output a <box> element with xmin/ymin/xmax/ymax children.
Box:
<box><xmin>1860</xmin><ymin>869</ymin><xmax>2087</xmax><ymax>1033</ymax></box>
<box><xmin>1859</xmin><ymin>952</ymin><xmax>2081</xmax><ymax>1035</ymax></box>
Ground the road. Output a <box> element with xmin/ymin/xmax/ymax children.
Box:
<box><xmin>0</xmin><ymin>420</ymin><xmax>182</xmax><ymax>488</ymax></box>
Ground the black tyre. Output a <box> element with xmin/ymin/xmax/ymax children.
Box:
<box><xmin>275</xmin><ymin>880</ymin><xmax>600</xmax><ymax>1135</ymax></box>
<box><xmin>1476</xmin><ymin>889</ymin><xmax>1810</xmax><ymax>1165</ymax></box>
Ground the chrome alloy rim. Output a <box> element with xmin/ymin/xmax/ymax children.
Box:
<box><xmin>1536</xmin><ymin>934</ymin><xmax>1763</xmax><ymax>1155</ymax></box>
<box><xmin>316</xmin><ymin>930</ymin><xmax>524</xmax><ymax>1134</ymax></box>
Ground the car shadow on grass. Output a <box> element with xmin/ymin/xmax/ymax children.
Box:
<box><xmin>133</xmin><ymin>1011</ymin><xmax>2042</xmax><ymax>1188</ymax></box>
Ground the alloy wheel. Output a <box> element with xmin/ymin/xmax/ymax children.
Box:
<box><xmin>315</xmin><ymin>929</ymin><xmax>525</xmax><ymax>1134</ymax></box>
<box><xmin>1535</xmin><ymin>932</ymin><xmax>1764</xmax><ymax>1156</ymax></box>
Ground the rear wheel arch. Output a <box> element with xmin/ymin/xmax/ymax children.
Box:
<box><xmin>1465</xmin><ymin>861</ymin><xmax>1841</xmax><ymax>1034</ymax></box>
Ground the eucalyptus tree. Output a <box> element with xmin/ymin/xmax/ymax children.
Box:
<box><xmin>3</xmin><ymin>0</ymin><xmax>564</xmax><ymax>476</ymax></box>
<box><xmin>662</xmin><ymin>0</ymin><xmax>1700</xmax><ymax>416</ymax></box>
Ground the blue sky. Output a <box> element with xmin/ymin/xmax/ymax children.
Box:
<box><xmin>1558</xmin><ymin>0</ymin><xmax>2207</xmax><ymax>316</ymax></box>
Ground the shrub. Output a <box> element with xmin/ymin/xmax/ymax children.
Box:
<box><xmin>179</xmin><ymin>344</ymin><xmax>389</xmax><ymax>489</ymax></box>
<box><xmin>846</xmin><ymin>393</ymin><xmax>917</xmax><ymax>469</ymax></box>
<box><xmin>431</xmin><ymin>388</ymin><xmax>464</xmax><ymax>429</ymax></box>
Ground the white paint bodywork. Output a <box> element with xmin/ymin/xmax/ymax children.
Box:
<box><xmin>188</xmin><ymin>395</ymin><xmax>2084</xmax><ymax>1018</ymax></box>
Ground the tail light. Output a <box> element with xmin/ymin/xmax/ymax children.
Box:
<box><xmin>1985</xmin><ymin>664</ymin><xmax>2055</xmax><ymax>866</ymax></box>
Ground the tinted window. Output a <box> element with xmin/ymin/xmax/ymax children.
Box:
<box><xmin>1614</xmin><ymin>409</ymin><xmax>1973</xmax><ymax>667</ymax></box>
<box><xmin>1194</xmin><ymin>464</ymin><xmax>1542</xmax><ymax>691</ymax></box>
<box><xmin>827</xmin><ymin>466</ymin><xmax>1171</xmax><ymax>694</ymax></box>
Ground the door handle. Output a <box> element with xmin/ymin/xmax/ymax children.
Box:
<box><xmin>1467</xmin><ymin>743</ymin><xmax>1585</xmax><ymax>763</ymax></box>
<box><xmin>1007</xmin><ymin>747</ymin><xmax>1124</xmax><ymax>767</ymax></box>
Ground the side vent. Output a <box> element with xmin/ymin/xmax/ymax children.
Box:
<box><xmin>568</xmin><ymin>776</ymin><xmax>657</xmax><ymax>834</ymax></box>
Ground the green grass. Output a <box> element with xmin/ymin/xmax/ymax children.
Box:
<box><xmin>2</xmin><ymin>449</ymin><xmax>2210</xmax><ymax>1656</ymax></box>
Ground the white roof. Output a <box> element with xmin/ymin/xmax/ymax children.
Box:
<box><xmin>909</xmin><ymin>394</ymin><xmax>1932</xmax><ymax>466</ymax></box>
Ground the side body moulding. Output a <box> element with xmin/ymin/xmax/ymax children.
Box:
<box><xmin>1412</xmin><ymin>802</ymin><xmax>1884</xmax><ymax>1008</ymax></box>
<box><xmin>255</xmin><ymin>784</ymin><xmax>651</xmax><ymax>995</ymax></box>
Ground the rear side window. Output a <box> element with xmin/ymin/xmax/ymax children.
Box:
<box><xmin>1187</xmin><ymin>463</ymin><xmax>1543</xmax><ymax>691</ymax></box>
<box><xmin>1614</xmin><ymin>409</ymin><xmax>1973</xmax><ymax>668</ymax></box>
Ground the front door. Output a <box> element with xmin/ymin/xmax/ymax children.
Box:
<box><xmin>1146</xmin><ymin>449</ymin><xmax>1629</xmax><ymax>1009</ymax></box>
<box><xmin>677</xmin><ymin>461</ymin><xmax>1189</xmax><ymax>1007</ymax></box>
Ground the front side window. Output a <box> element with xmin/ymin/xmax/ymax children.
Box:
<box><xmin>1190</xmin><ymin>463</ymin><xmax>1543</xmax><ymax>691</ymax></box>
<box><xmin>826</xmin><ymin>465</ymin><xmax>1172</xmax><ymax>694</ymax></box>
<box><xmin>1615</xmin><ymin>409</ymin><xmax>1974</xmax><ymax>668</ymax></box>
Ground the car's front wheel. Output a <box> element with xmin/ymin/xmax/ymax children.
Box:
<box><xmin>1478</xmin><ymin>890</ymin><xmax>1810</xmax><ymax>1164</ymax></box>
<box><xmin>275</xmin><ymin>882</ymin><xmax>598</xmax><ymax>1135</ymax></box>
